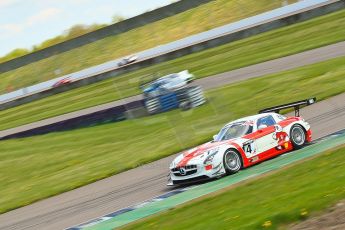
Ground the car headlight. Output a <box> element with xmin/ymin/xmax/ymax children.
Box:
<box><xmin>169</xmin><ymin>161</ymin><xmax>176</xmax><ymax>169</ymax></box>
<box><xmin>203</xmin><ymin>148</ymin><xmax>219</xmax><ymax>165</ymax></box>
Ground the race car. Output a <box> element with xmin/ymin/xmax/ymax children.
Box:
<box><xmin>117</xmin><ymin>55</ymin><xmax>138</xmax><ymax>67</ymax></box>
<box><xmin>142</xmin><ymin>70</ymin><xmax>195</xmax><ymax>97</ymax></box>
<box><xmin>52</xmin><ymin>77</ymin><xmax>72</xmax><ymax>88</ymax></box>
<box><xmin>168</xmin><ymin>98</ymin><xmax>316</xmax><ymax>186</ymax></box>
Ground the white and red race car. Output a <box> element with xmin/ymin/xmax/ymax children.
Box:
<box><xmin>168</xmin><ymin>98</ymin><xmax>316</xmax><ymax>186</ymax></box>
<box><xmin>52</xmin><ymin>77</ymin><xmax>73</xmax><ymax>88</ymax></box>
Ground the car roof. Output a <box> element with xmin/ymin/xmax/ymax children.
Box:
<box><xmin>224</xmin><ymin>113</ymin><xmax>278</xmax><ymax>126</ymax></box>
<box><xmin>158</xmin><ymin>73</ymin><xmax>177</xmax><ymax>80</ymax></box>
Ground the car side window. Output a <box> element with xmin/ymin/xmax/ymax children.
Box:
<box><xmin>257</xmin><ymin>115</ymin><xmax>276</xmax><ymax>129</ymax></box>
<box><xmin>245</xmin><ymin>125</ymin><xmax>253</xmax><ymax>134</ymax></box>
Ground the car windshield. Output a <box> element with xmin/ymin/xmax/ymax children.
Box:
<box><xmin>215</xmin><ymin>122</ymin><xmax>252</xmax><ymax>141</ymax></box>
<box><xmin>167</xmin><ymin>74</ymin><xmax>178</xmax><ymax>79</ymax></box>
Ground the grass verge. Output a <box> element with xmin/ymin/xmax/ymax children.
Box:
<box><xmin>0</xmin><ymin>0</ymin><xmax>294</xmax><ymax>92</ymax></box>
<box><xmin>0</xmin><ymin>8</ymin><xmax>344</xmax><ymax>130</ymax></box>
<box><xmin>122</xmin><ymin>145</ymin><xmax>345</xmax><ymax>230</ymax></box>
<box><xmin>0</xmin><ymin>56</ymin><xmax>345</xmax><ymax>213</ymax></box>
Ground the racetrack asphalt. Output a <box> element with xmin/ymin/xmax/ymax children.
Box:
<box><xmin>1</xmin><ymin>45</ymin><xmax>345</xmax><ymax>230</ymax></box>
<box><xmin>1</xmin><ymin>41</ymin><xmax>345</xmax><ymax>139</ymax></box>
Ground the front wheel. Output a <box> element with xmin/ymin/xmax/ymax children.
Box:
<box><xmin>290</xmin><ymin>124</ymin><xmax>306</xmax><ymax>149</ymax></box>
<box><xmin>187</xmin><ymin>78</ymin><xmax>194</xmax><ymax>84</ymax></box>
<box><xmin>223</xmin><ymin>149</ymin><xmax>242</xmax><ymax>174</ymax></box>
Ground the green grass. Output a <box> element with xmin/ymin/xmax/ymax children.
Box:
<box><xmin>122</xmin><ymin>145</ymin><xmax>345</xmax><ymax>230</ymax></box>
<box><xmin>0</xmin><ymin>8</ymin><xmax>344</xmax><ymax>131</ymax></box>
<box><xmin>0</xmin><ymin>0</ymin><xmax>294</xmax><ymax>92</ymax></box>
<box><xmin>1</xmin><ymin>56</ymin><xmax>345</xmax><ymax>214</ymax></box>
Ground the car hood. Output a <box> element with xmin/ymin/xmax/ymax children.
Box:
<box><xmin>143</xmin><ymin>84</ymin><xmax>159</xmax><ymax>93</ymax></box>
<box><xmin>171</xmin><ymin>141</ymin><xmax>226</xmax><ymax>168</ymax></box>
<box><xmin>171</xmin><ymin>137</ymin><xmax>250</xmax><ymax>168</ymax></box>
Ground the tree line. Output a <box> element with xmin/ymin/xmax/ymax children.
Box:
<box><xmin>0</xmin><ymin>15</ymin><xmax>126</xmax><ymax>63</ymax></box>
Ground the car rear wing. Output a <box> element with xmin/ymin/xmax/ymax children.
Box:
<box><xmin>259</xmin><ymin>97</ymin><xmax>316</xmax><ymax>117</ymax></box>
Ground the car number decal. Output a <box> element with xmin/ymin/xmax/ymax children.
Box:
<box><xmin>243</xmin><ymin>140</ymin><xmax>257</xmax><ymax>157</ymax></box>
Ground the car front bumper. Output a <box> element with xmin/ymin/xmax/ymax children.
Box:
<box><xmin>168</xmin><ymin>162</ymin><xmax>226</xmax><ymax>186</ymax></box>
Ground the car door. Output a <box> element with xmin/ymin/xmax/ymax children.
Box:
<box><xmin>252</xmin><ymin>115</ymin><xmax>278</xmax><ymax>157</ymax></box>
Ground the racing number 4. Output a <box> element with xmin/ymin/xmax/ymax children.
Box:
<box><xmin>245</xmin><ymin>144</ymin><xmax>252</xmax><ymax>154</ymax></box>
<box><xmin>243</xmin><ymin>140</ymin><xmax>256</xmax><ymax>156</ymax></box>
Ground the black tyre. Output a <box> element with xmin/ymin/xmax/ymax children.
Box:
<box><xmin>179</xmin><ymin>100</ymin><xmax>192</xmax><ymax>111</ymax></box>
<box><xmin>290</xmin><ymin>124</ymin><xmax>306</xmax><ymax>149</ymax></box>
<box><xmin>223</xmin><ymin>149</ymin><xmax>242</xmax><ymax>174</ymax></box>
<box><xmin>187</xmin><ymin>78</ymin><xmax>194</xmax><ymax>84</ymax></box>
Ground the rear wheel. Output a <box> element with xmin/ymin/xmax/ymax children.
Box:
<box><xmin>223</xmin><ymin>149</ymin><xmax>242</xmax><ymax>174</ymax></box>
<box><xmin>290</xmin><ymin>124</ymin><xmax>306</xmax><ymax>149</ymax></box>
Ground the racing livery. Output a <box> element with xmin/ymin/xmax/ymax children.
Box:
<box><xmin>142</xmin><ymin>70</ymin><xmax>195</xmax><ymax>97</ymax></box>
<box><xmin>168</xmin><ymin>98</ymin><xmax>316</xmax><ymax>185</ymax></box>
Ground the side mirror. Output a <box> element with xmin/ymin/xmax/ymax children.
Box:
<box><xmin>258</xmin><ymin>124</ymin><xmax>268</xmax><ymax>130</ymax></box>
<box><xmin>213</xmin><ymin>135</ymin><xmax>218</xmax><ymax>141</ymax></box>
